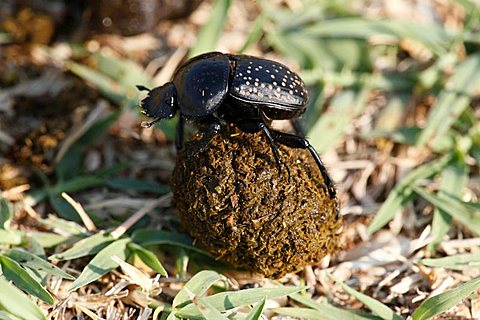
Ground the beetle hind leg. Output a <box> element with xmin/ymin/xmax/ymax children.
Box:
<box><xmin>268</xmin><ymin>130</ymin><xmax>337</xmax><ymax>199</ymax></box>
<box><xmin>257</xmin><ymin>122</ymin><xmax>291</xmax><ymax>178</ymax></box>
<box><xmin>236</xmin><ymin>119</ymin><xmax>290</xmax><ymax>177</ymax></box>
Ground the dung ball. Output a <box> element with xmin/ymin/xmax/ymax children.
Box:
<box><xmin>171</xmin><ymin>126</ymin><xmax>342</xmax><ymax>278</ymax></box>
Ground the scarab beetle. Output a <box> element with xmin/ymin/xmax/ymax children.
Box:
<box><xmin>138</xmin><ymin>52</ymin><xmax>336</xmax><ymax>199</ymax></box>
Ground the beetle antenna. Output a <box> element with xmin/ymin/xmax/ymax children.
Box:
<box><xmin>141</xmin><ymin>117</ymin><xmax>161</xmax><ymax>128</ymax></box>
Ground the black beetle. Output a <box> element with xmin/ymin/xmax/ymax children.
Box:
<box><xmin>138</xmin><ymin>52</ymin><xmax>336</xmax><ymax>199</ymax></box>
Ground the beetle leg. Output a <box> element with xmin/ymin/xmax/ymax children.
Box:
<box><xmin>141</xmin><ymin>117</ymin><xmax>161</xmax><ymax>128</ymax></box>
<box><xmin>257</xmin><ymin>122</ymin><xmax>291</xmax><ymax>178</ymax></box>
<box><xmin>175</xmin><ymin>114</ymin><xmax>185</xmax><ymax>150</ymax></box>
<box><xmin>269</xmin><ymin>130</ymin><xmax>336</xmax><ymax>199</ymax></box>
<box><xmin>189</xmin><ymin>116</ymin><xmax>222</xmax><ymax>155</ymax></box>
<box><xmin>236</xmin><ymin>119</ymin><xmax>290</xmax><ymax>177</ymax></box>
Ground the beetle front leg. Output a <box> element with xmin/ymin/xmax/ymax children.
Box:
<box><xmin>189</xmin><ymin>116</ymin><xmax>222</xmax><ymax>155</ymax></box>
<box><xmin>269</xmin><ymin>130</ymin><xmax>337</xmax><ymax>199</ymax></box>
<box><xmin>175</xmin><ymin>114</ymin><xmax>185</xmax><ymax>150</ymax></box>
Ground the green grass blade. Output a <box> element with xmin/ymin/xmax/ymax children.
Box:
<box><xmin>301</xmin><ymin>18</ymin><xmax>450</xmax><ymax>55</ymax></box>
<box><xmin>128</xmin><ymin>243</ymin><xmax>167</xmax><ymax>276</ymax></box>
<box><xmin>26</xmin><ymin>232</ymin><xmax>69</xmax><ymax>248</ymax></box>
<box><xmin>417</xmin><ymin>53</ymin><xmax>480</xmax><ymax>147</ymax></box>
<box><xmin>4</xmin><ymin>249</ymin><xmax>74</xmax><ymax>280</ymax></box>
<box><xmin>105</xmin><ymin>178</ymin><xmax>169</xmax><ymax>194</ymax></box>
<box><xmin>289</xmin><ymin>293</ymin><xmax>381</xmax><ymax>319</ymax></box>
<box><xmin>413</xmin><ymin>186</ymin><xmax>480</xmax><ymax>235</ymax></box>
<box><xmin>49</xmin><ymin>232</ymin><xmax>114</xmax><ymax>261</ymax></box>
<box><xmin>197</xmin><ymin>297</ymin><xmax>229</xmax><ymax>320</ymax></box>
<box><xmin>173</xmin><ymin>270</ymin><xmax>222</xmax><ymax>309</ymax></box>
<box><xmin>412</xmin><ymin>277</ymin><xmax>480</xmax><ymax>320</ymax></box>
<box><xmin>368</xmin><ymin>154</ymin><xmax>452</xmax><ymax>233</ymax></box>
<box><xmin>0</xmin><ymin>230</ymin><xmax>22</xmax><ymax>245</ymax></box>
<box><xmin>239</xmin><ymin>13</ymin><xmax>266</xmax><ymax>54</ymax></box>
<box><xmin>0</xmin><ymin>33</ymin><xmax>12</xmax><ymax>44</ymax></box>
<box><xmin>0</xmin><ymin>198</ymin><xmax>11</xmax><ymax>228</ymax></box>
<box><xmin>309</xmin><ymin>89</ymin><xmax>369</xmax><ymax>152</ymax></box>
<box><xmin>92</xmin><ymin>53</ymin><xmax>151</xmax><ymax>93</ymax></box>
<box><xmin>54</xmin><ymin>111</ymin><xmax>119</xmax><ymax>180</ymax></box>
<box><xmin>0</xmin><ymin>276</ymin><xmax>46</xmax><ymax>320</ymax></box>
<box><xmin>64</xmin><ymin>60</ymin><xmax>130</xmax><ymax>106</ymax></box>
<box><xmin>428</xmin><ymin>159</ymin><xmax>469</xmax><ymax>251</ymax></box>
<box><xmin>39</xmin><ymin>215</ymin><xmax>86</xmax><ymax>236</ymax></box>
<box><xmin>49</xmin><ymin>177</ymin><xmax>105</xmax><ymax>196</ymax></box>
<box><xmin>274</xmin><ymin>307</ymin><xmax>378</xmax><ymax>320</ymax></box>
<box><xmin>0</xmin><ymin>311</ymin><xmax>16</xmax><ymax>320</ymax></box>
<box><xmin>420</xmin><ymin>253</ymin><xmax>480</xmax><ymax>270</ymax></box>
<box><xmin>329</xmin><ymin>273</ymin><xmax>402</xmax><ymax>320</ymax></box>
<box><xmin>176</xmin><ymin>286</ymin><xmax>307</xmax><ymax>319</ymax></box>
<box><xmin>69</xmin><ymin>238</ymin><xmax>130</xmax><ymax>292</ymax></box>
<box><xmin>245</xmin><ymin>297</ymin><xmax>266</xmax><ymax>320</ymax></box>
<box><xmin>188</xmin><ymin>0</ymin><xmax>232</xmax><ymax>58</ymax></box>
<box><xmin>0</xmin><ymin>255</ymin><xmax>54</xmax><ymax>305</ymax></box>
<box><xmin>132</xmin><ymin>229</ymin><xmax>209</xmax><ymax>255</ymax></box>
<box><xmin>175</xmin><ymin>248</ymin><xmax>189</xmax><ymax>279</ymax></box>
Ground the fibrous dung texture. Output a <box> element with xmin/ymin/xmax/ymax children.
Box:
<box><xmin>171</xmin><ymin>126</ymin><xmax>342</xmax><ymax>278</ymax></box>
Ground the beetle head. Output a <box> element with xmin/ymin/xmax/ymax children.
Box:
<box><xmin>137</xmin><ymin>83</ymin><xmax>178</xmax><ymax>128</ymax></box>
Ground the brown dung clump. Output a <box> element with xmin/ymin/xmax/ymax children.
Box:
<box><xmin>171</xmin><ymin>126</ymin><xmax>342</xmax><ymax>278</ymax></box>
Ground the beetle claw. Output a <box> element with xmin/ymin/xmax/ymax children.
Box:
<box><xmin>141</xmin><ymin>117</ymin><xmax>161</xmax><ymax>128</ymax></box>
<box><xmin>275</xmin><ymin>158</ymin><xmax>291</xmax><ymax>180</ymax></box>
